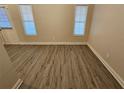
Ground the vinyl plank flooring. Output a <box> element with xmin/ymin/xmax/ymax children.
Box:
<box><xmin>4</xmin><ymin>45</ymin><xmax>122</xmax><ymax>89</ymax></box>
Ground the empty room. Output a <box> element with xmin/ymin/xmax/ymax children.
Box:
<box><xmin>0</xmin><ymin>4</ymin><xmax>124</xmax><ymax>89</ymax></box>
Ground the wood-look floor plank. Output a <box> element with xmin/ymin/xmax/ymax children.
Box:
<box><xmin>4</xmin><ymin>45</ymin><xmax>122</xmax><ymax>89</ymax></box>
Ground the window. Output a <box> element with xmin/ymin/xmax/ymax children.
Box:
<box><xmin>74</xmin><ymin>5</ymin><xmax>88</xmax><ymax>36</ymax></box>
<box><xmin>19</xmin><ymin>5</ymin><xmax>37</xmax><ymax>36</ymax></box>
<box><xmin>0</xmin><ymin>7</ymin><xmax>12</xmax><ymax>29</ymax></box>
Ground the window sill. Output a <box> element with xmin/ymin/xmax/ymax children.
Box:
<box><xmin>73</xmin><ymin>34</ymin><xmax>84</xmax><ymax>37</ymax></box>
<box><xmin>0</xmin><ymin>27</ymin><xmax>13</xmax><ymax>30</ymax></box>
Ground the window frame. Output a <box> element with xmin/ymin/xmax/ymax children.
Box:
<box><xmin>18</xmin><ymin>5</ymin><xmax>37</xmax><ymax>36</ymax></box>
<box><xmin>73</xmin><ymin>5</ymin><xmax>88</xmax><ymax>36</ymax></box>
<box><xmin>0</xmin><ymin>6</ymin><xmax>13</xmax><ymax>29</ymax></box>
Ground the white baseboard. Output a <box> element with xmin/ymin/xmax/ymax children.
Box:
<box><xmin>5</xmin><ymin>42</ymin><xmax>87</xmax><ymax>45</ymax></box>
<box><xmin>87</xmin><ymin>43</ymin><xmax>124</xmax><ymax>88</ymax></box>
<box><xmin>12</xmin><ymin>79</ymin><xmax>23</xmax><ymax>89</ymax></box>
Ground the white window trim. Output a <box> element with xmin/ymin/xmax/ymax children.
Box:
<box><xmin>73</xmin><ymin>5</ymin><xmax>88</xmax><ymax>36</ymax></box>
<box><xmin>0</xmin><ymin>5</ymin><xmax>13</xmax><ymax>29</ymax></box>
<box><xmin>18</xmin><ymin>5</ymin><xmax>37</xmax><ymax>36</ymax></box>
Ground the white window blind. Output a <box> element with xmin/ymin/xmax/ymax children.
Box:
<box><xmin>74</xmin><ymin>5</ymin><xmax>88</xmax><ymax>36</ymax></box>
<box><xmin>0</xmin><ymin>7</ymin><xmax>12</xmax><ymax>29</ymax></box>
<box><xmin>19</xmin><ymin>5</ymin><xmax>37</xmax><ymax>36</ymax></box>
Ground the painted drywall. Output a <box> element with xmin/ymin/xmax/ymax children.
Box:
<box><xmin>7</xmin><ymin>4</ymin><xmax>93</xmax><ymax>42</ymax></box>
<box><xmin>0</xmin><ymin>37</ymin><xmax>18</xmax><ymax>88</ymax></box>
<box><xmin>0</xmin><ymin>29</ymin><xmax>19</xmax><ymax>43</ymax></box>
<box><xmin>88</xmin><ymin>5</ymin><xmax>124</xmax><ymax>81</ymax></box>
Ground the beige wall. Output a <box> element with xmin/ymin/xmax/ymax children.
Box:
<box><xmin>7</xmin><ymin>4</ymin><xmax>93</xmax><ymax>42</ymax></box>
<box><xmin>0</xmin><ymin>38</ymin><xmax>18</xmax><ymax>88</ymax></box>
<box><xmin>88</xmin><ymin>5</ymin><xmax>124</xmax><ymax>81</ymax></box>
<box><xmin>7</xmin><ymin>5</ymin><xmax>25</xmax><ymax>41</ymax></box>
<box><xmin>0</xmin><ymin>29</ymin><xmax>19</xmax><ymax>43</ymax></box>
